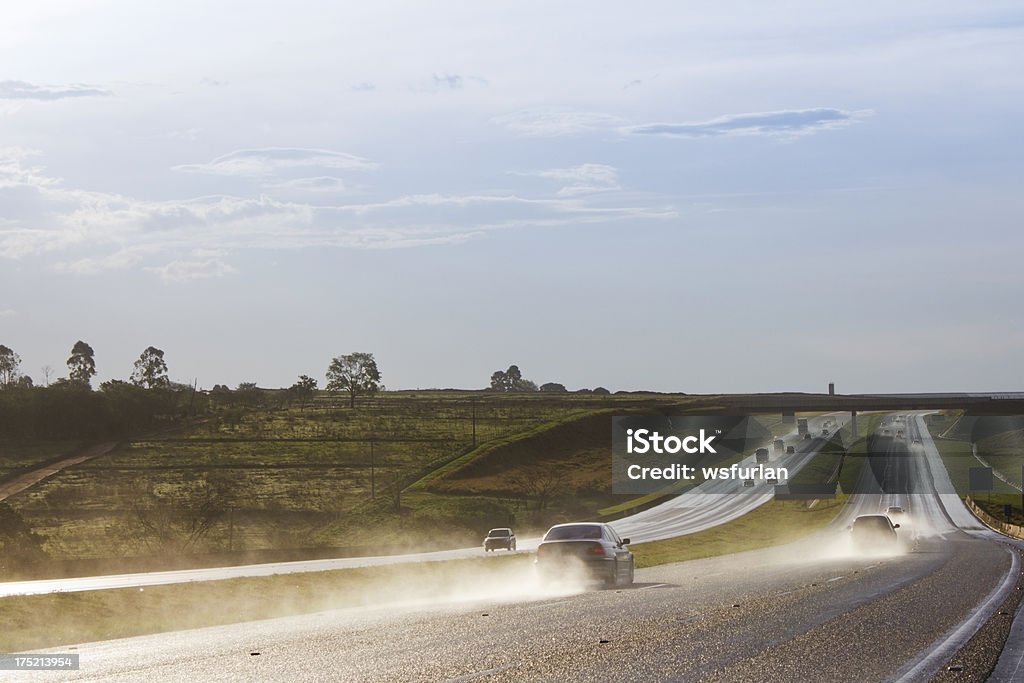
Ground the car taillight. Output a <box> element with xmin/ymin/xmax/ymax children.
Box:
<box><xmin>589</xmin><ymin>543</ymin><xmax>605</xmax><ymax>556</ymax></box>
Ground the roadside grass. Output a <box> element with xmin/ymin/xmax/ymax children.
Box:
<box><xmin>630</xmin><ymin>495</ymin><xmax>848</xmax><ymax>568</ymax></box>
<box><xmin>1</xmin><ymin>490</ymin><xmax>850</xmax><ymax>652</ymax></box>
<box><xmin>0</xmin><ymin>554</ymin><xmax>534</xmax><ymax>652</ymax></box>
<box><xmin>927</xmin><ymin>416</ymin><xmax>1024</xmax><ymax>523</ymax></box>
<box><xmin>787</xmin><ymin>413</ymin><xmax>883</xmax><ymax>493</ymax></box>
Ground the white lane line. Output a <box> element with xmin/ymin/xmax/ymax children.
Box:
<box><xmin>894</xmin><ymin>545</ymin><xmax>1020</xmax><ymax>682</ymax></box>
<box><xmin>826</xmin><ymin>576</ymin><xmax>845</xmax><ymax>583</ymax></box>
<box><xmin>639</xmin><ymin>583</ymin><xmax>669</xmax><ymax>590</ymax></box>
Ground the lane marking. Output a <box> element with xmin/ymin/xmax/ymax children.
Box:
<box><xmin>894</xmin><ymin>545</ymin><xmax>1020</xmax><ymax>682</ymax></box>
<box><xmin>826</xmin><ymin>576</ymin><xmax>845</xmax><ymax>583</ymax></box>
<box><xmin>639</xmin><ymin>583</ymin><xmax>669</xmax><ymax>590</ymax></box>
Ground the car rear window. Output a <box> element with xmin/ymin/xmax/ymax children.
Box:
<box><xmin>544</xmin><ymin>524</ymin><xmax>602</xmax><ymax>540</ymax></box>
<box><xmin>853</xmin><ymin>516</ymin><xmax>890</xmax><ymax>530</ymax></box>
<box><xmin>488</xmin><ymin>529</ymin><xmax>509</xmax><ymax>536</ymax></box>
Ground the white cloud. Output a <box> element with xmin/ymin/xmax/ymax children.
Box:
<box><xmin>0</xmin><ymin>80</ymin><xmax>112</xmax><ymax>100</ymax></box>
<box><xmin>146</xmin><ymin>254</ymin><xmax>238</xmax><ymax>283</ymax></box>
<box><xmin>0</xmin><ymin>150</ymin><xmax>675</xmax><ymax>280</ymax></box>
<box><xmin>516</xmin><ymin>163</ymin><xmax>621</xmax><ymax>197</ymax></box>
<box><xmin>491</xmin><ymin>108</ymin><xmax>623</xmax><ymax>137</ymax></box>
<box><xmin>627</xmin><ymin>108</ymin><xmax>870</xmax><ymax>138</ymax></box>
<box><xmin>172</xmin><ymin>148</ymin><xmax>378</xmax><ymax>177</ymax></box>
<box><xmin>272</xmin><ymin>176</ymin><xmax>347</xmax><ymax>193</ymax></box>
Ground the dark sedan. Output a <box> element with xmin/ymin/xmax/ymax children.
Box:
<box><xmin>536</xmin><ymin>522</ymin><xmax>634</xmax><ymax>586</ymax></box>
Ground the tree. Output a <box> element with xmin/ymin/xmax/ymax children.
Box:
<box><xmin>540</xmin><ymin>382</ymin><xmax>567</xmax><ymax>393</ymax></box>
<box><xmin>131</xmin><ymin>346</ymin><xmax>169</xmax><ymax>389</ymax></box>
<box><xmin>289</xmin><ymin>374</ymin><xmax>318</xmax><ymax>410</ymax></box>
<box><xmin>0</xmin><ymin>345</ymin><xmax>20</xmax><ymax>387</ymax></box>
<box><xmin>593</xmin><ymin>386</ymin><xmax>611</xmax><ymax>395</ymax></box>
<box><xmin>67</xmin><ymin>340</ymin><xmax>97</xmax><ymax>388</ymax></box>
<box><xmin>326</xmin><ymin>352</ymin><xmax>382</xmax><ymax>408</ymax></box>
<box><xmin>489</xmin><ymin>365</ymin><xmax>537</xmax><ymax>392</ymax></box>
<box><xmin>0</xmin><ymin>503</ymin><xmax>48</xmax><ymax>574</ymax></box>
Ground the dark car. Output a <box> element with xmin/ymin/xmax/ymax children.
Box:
<box><xmin>850</xmin><ymin>514</ymin><xmax>900</xmax><ymax>549</ymax></box>
<box><xmin>536</xmin><ymin>522</ymin><xmax>634</xmax><ymax>586</ymax></box>
<box><xmin>786</xmin><ymin>445</ymin><xmax>796</xmax><ymax>454</ymax></box>
<box><xmin>483</xmin><ymin>527</ymin><xmax>516</xmax><ymax>552</ymax></box>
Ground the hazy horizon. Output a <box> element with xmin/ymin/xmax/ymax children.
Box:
<box><xmin>2</xmin><ymin>2</ymin><xmax>1022</xmax><ymax>393</ymax></box>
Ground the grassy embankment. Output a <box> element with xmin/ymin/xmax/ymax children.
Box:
<box><xmin>2</xmin><ymin>392</ymin><xmax>699</xmax><ymax>574</ymax></box>
<box><xmin>927</xmin><ymin>413</ymin><xmax>1024</xmax><ymax>524</ymax></box>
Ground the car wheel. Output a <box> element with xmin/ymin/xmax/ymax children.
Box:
<box><xmin>511</xmin><ymin>542</ymin><xmax>516</xmax><ymax>551</ymax></box>
<box><xmin>605</xmin><ymin>561</ymin><xmax>618</xmax><ymax>587</ymax></box>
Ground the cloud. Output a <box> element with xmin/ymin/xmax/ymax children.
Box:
<box><xmin>172</xmin><ymin>148</ymin><xmax>377</xmax><ymax>177</ymax></box>
<box><xmin>433</xmin><ymin>73</ymin><xmax>462</xmax><ymax>89</ymax></box>
<box><xmin>272</xmin><ymin>176</ymin><xmax>347</xmax><ymax>193</ymax></box>
<box><xmin>0</xmin><ymin>80</ymin><xmax>112</xmax><ymax>100</ymax></box>
<box><xmin>515</xmin><ymin>163</ymin><xmax>621</xmax><ymax>197</ymax></box>
<box><xmin>52</xmin><ymin>247</ymin><xmax>152</xmax><ymax>275</ymax></box>
<box><xmin>0</xmin><ymin>308</ymin><xmax>15</xmax><ymax>317</ymax></box>
<box><xmin>627</xmin><ymin>108</ymin><xmax>867</xmax><ymax>138</ymax></box>
<box><xmin>146</xmin><ymin>252</ymin><xmax>238</xmax><ymax>283</ymax></box>
<box><xmin>492</xmin><ymin>108</ymin><xmax>623</xmax><ymax>137</ymax></box>
<box><xmin>0</xmin><ymin>150</ymin><xmax>675</xmax><ymax>280</ymax></box>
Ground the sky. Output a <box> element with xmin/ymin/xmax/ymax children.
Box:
<box><xmin>1</xmin><ymin>1</ymin><xmax>1022</xmax><ymax>393</ymax></box>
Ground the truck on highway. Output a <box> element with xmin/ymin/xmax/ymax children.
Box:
<box><xmin>773</xmin><ymin>439</ymin><xmax>785</xmax><ymax>453</ymax></box>
<box><xmin>797</xmin><ymin>418</ymin><xmax>809</xmax><ymax>437</ymax></box>
<box><xmin>756</xmin><ymin>447</ymin><xmax>770</xmax><ymax>463</ymax></box>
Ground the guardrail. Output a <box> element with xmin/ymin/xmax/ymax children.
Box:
<box><xmin>965</xmin><ymin>496</ymin><xmax>1024</xmax><ymax>540</ymax></box>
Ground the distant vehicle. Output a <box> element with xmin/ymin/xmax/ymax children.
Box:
<box><xmin>850</xmin><ymin>514</ymin><xmax>900</xmax><ymax>549</ymax></box>
<box><xmin>536</xmin><ymin>522</ymin><xmax>634</xmax><ymax>586</ymax></box>
<box><xmin>756</xmin><ymin>447</ymin><xmax>770</xmax><ymax>463</ymax></box>
<box><xmin>743</xmin><ymin>478</ymin><xmax>755</xmax><ymax>488</ymax></box>
<box><xmin>896</xmin><ymin>430</ymin><xmax>904</xmax><ymax>439</ymax></box>
<box><xmin>786</xmin><ymin>445</ymin><xmax>796</xmax><ymax>454</ymax></box>
<box><xmin>797</xmin><ymin>418</ymin><xmax>809</xmax><ymax>436</ymax></box>
<box><xmin>804</xmin><ymin>433</ymin><xmax>812</xmax><ymax>440</ymax></box>
<box><xmin>773</xmin><ymin>439</ymin><xmax>785</xmax><ymax>452</ymax></box>
<box><xmin>821</xmin><ymin>428</ymin><xmax>830</xmax><ymax>436</ymax></box>
<box><xmin>483</xmin><ymin>527</ymin><xmax>517</xmax><ymax>552</ymax></box>
<box><xmin>886</xmin><ymin>506</ymin><xmax>907</xmax><ymax>524</ymax></box>
<box><xmin>766</xmin><ymin>475</ymin><xmax>779</xmax><ymax>484</ymax></box>
<box><xmin>913</xmin><ymin>438</ymin><xmax>922</xmax><ymax>445</ymax></box>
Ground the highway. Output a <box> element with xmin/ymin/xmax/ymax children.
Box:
<box><xmin>8</xmin><ymin>412</ymin><xmax>1024</xmax><ymax>681</ymax></box>
<box><xmin>0</xmin><ymin>415</ymin><xmax>842</xmax><ymax>598</ymax></box>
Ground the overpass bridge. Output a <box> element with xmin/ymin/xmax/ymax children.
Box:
<box><xmin>716</xmin><ymin>392</ymin><xmax>1024</xmax><ymax>414</ymax></box>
